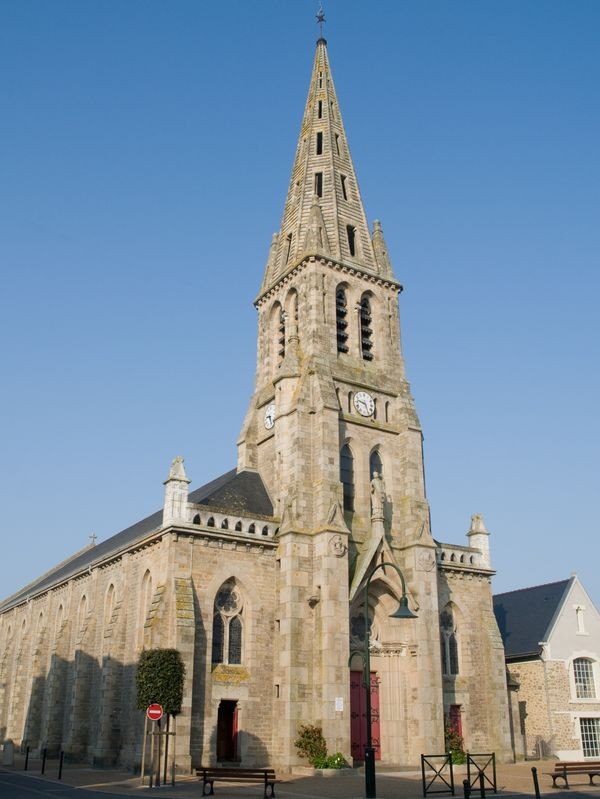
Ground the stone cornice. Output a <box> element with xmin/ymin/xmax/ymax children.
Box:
<box><xmin>255</xmin><ymin>255</ymin><xmax>402</xmax><ymax>308</ymax></box>
<box><xmin>1</xmin><ymin>522</ymin><xmax>279</xmax><ymax>613</ymax></box>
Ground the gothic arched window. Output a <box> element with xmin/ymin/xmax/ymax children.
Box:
<box><xmin>78</xmin><ymin>594</ymin><xmax>88</xmax><ymax>634</ymax></box>
<box><xmin>211</xmin><ymin>581</ymin><xmax>244</xmax><ymax>666</ymax></box>
<box><xmin>138</xmin><ymin>570</ymin><xmax>153</xmax><ymax>647</ymax></box>
<box><xmin>360</xmin><ymin>294</ymin><xmax>374</xmax><ymax>361</ymax></box>
<box><xmin>340</xmin><ymin>444</ymin><xmax>355</xmax><ymax>512</ymax></box>
<box><xmin>440</xmin><ymin>607</ymin><xmax>460</xmax><ymax>676</ymax></box>
<box><xmin>104</xmin><ymin>584</ymin><xmax>115</xmax><ymax>631</ymax></box>
<box><xmin>335</xmin><ymin>287</ymin><xmax>349</xmax><ymax>353</ymax></box>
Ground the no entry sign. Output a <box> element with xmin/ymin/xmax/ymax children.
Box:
<box><xmin>146</xmin><ymin>703</ymin><xmax>163</xmax><ymax>721</ymax></box>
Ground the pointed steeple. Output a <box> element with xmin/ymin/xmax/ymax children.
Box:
<box><xmin>261</xmin><ymin>37</ymin><xmax>382</xmax><ymax>291</ymax></box>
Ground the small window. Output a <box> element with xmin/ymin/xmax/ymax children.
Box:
<box><xmin>284</xmin><ymin>233</ymin><xmax>293</xmax><ymax>265</ymax></box>
<box><xmin>385</xmin><ymin>401</ymin><xmax>390</xmax><ymax>423</ymax></box>
<box><xmin>235</xmin><ymin>521</ymin><xmax>242</xmax><ymax>532</ymax></box>
<box><xmin>340</xmin><ymin>175</ymin><xmax>348</xmax><ymax>201</ymax></box>
<box><xmin>316</xmin><ymin>132</ymin><xmax>323</xmax><ymax>155</ymax></box>
<box><xmin>346</xmin><ymin>225</ymin><xmax>356</xmax><ymax>256</ymax></box>
<box><xmin>318</xmin><ymin>100</ymin><xmax>323</xmax><ymax>118</ymax></box>
<box><xmin>207</xmin><ymin>517</ymin><xmax>215</xmax><ymax>528</ymax></box>
<box><xmin>335</xmin><ymin>134</ymin><xmax>340</xmax><ymax>156</ymax></box>
<box><xmin>262</xmin><ymin>525</ymin><xmax>269</xmax><ymax>536</ymax></box>
<box><xmin>318</xmin><ymin>72</ymin><xmax>323</xmax><ymax>89</ymax></box>
<box><xmin>340</xmin><ymin>444</ymin><xmax>355</xmax><ymax>512</ymax></box>
<box><xmin>315</xmin><ymin>172</ymin><xmax>323</xmax><ymax>197</ymax></box>
<box><xmin>248</xmin><ymin>523</ymin><xmax>256</xmax><ymax>534</ymax></box>
<box><xmin>221</xmin><ymin>518</ymin><xmax>229</xmax><ymax>530</ymax></box>
<box><xmin>193</xmin><ymin>514</ymin><xmax>201</xmax><ymax>525</ymax></box>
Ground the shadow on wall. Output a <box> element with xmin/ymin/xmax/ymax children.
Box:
<box><xmin>15</xmin><ymin>652</ymin><xmax>143</xmax><ymax>768</ymax></box>
<box><xmin>199</xmin><ymin>720</ymin><xmax>271</xmax><ymax>769</ymax></box>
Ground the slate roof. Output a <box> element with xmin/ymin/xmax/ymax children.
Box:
<box><xmin>0</xmin><ymin>468</ymin><xmax>273</xmax><ymax>613</ymax></box>
<box><xmin>493</xmin><ymin>578</ymin><xmax>571</xmax><ymax>660</ymax></box>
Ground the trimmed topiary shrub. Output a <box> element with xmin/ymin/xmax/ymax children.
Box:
<box><xmin>136</xmin><ymin>648</ymin><xmax>185</xmax><ymax>716</ymax></box>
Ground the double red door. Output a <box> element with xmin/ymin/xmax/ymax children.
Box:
<box><xmin>350</xmin><ymin>670</ymin><xmax>380</xmax><ymax>761</ymax></box>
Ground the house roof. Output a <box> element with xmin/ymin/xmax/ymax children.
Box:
<box><xmin>493</xmin><ymin>578</ymin><xmax>571</xmax><ymax>659</ymax></box>
<box><xmin>0</xmin><ymin>468</ymin><xmax>273</xmax><ymax>613</ymax></box>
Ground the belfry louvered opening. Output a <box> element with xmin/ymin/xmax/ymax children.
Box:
<box><xmin>335</xmin><ymin>287</ymin><xmax>349</xmax><ymax>353</ymax></box>
<box><xmin>360</xmin><ymin>295</ymin><xmax>373</xmax><ymax>361</ymax></box>
<box><xmin>278</xmin><ymin>309</ymin><xmax>286</xmax><ymax>362</ymax></box>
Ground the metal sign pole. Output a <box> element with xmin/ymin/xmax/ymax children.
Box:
<box><xmin>140</xmin><ymin>713</ymin><xmax>148</xmax><ymax>785</ymax></box>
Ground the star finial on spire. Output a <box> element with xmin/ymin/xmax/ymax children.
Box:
<box><xmin>316</xmin><ymin>3</ymin><xmax>326</xmax><ymax>39</ymax></box>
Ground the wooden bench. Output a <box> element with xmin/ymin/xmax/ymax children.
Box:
<box><xmin>196</xmin><ymin>767</ymin><xmax>277</xmax><ymax>797</ymax></box>
<box><xmin>546</xmin><ymin>760</ymin><xmax>600</xmax><ymax>788</ymax></box>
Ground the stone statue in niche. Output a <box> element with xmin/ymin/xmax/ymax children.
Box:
<box><xmin>370</xmin><ymin>471</ymin><xmax>385</xmax><ymax>517</ymax></box>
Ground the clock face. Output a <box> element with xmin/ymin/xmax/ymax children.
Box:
<box><xmin>264</xmin><ymin>403</ymin><xmax>275</xmax><ymax>429</ymax></box>
<box><xmin>353</xmin><ymin>391</ymin><xmax>375</xmax><ymax>417</ymax></box>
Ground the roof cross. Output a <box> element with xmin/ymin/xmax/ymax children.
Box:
<box><xmin>89</xmin><ymin>532</ymin><xmax>97</xmax><ymax>546</ymax></box>
<box><xmin>316</xmin><ymin>3</ymin><xmax>325</xmax><ymax>38</ymax></box>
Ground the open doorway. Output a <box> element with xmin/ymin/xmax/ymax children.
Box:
<box><xmin>217</xmin><ymin>699</ymin><xmax>238</xmax><ymax>762</ymax></box>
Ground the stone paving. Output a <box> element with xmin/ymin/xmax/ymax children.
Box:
<box><xmin>2</xmin><ymin>757</ymin><xmax>600</xmax><ymax>799</ymax></box>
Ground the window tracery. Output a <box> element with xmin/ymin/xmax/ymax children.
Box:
<box><xmin>212</xmin><ymin>581</ymin><xmax>244</xmax><ymax>666</ymax></box>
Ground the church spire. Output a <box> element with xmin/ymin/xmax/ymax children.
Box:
<box><xmin>261</xmin><ymin>35</ymin><xmax>386</xmax><ymax>291</ymax></box>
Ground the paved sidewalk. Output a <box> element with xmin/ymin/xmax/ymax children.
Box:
<box><xmin>2</xmin><ymin>757</ymin><xmax>600</xmax><ymax>799</ymax></box>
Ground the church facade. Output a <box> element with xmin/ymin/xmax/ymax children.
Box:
<box><xmin>0</xmin><ymin>35</ymin><xmax>512</xmax><ymax>770</ymax></box>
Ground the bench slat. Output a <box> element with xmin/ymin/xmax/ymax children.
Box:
<box><xmin>546</xmin><ymin>761</ymin><xmax>600</xmax><ymax>789</ymax></box>
<box><xmin>196</xmin><ymin>766</ymin><xmax>277</xmax><ymax>798</ymax></box>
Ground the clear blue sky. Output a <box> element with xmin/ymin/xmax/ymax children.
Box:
<box><xmin>1</xmin><ymin>1</ymin><xmax>598</xmax><ymax>608</ymax></box>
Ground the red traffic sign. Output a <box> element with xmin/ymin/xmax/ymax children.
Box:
<box><xmin>146</xmin><ymin>703</ymin><xmax>163</xmax><ymax>721</ymax></box>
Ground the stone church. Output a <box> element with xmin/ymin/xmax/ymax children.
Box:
<box><xmin>0</xmin><ymin>34</ymin><xmax>512</xmax><ymax>770</ymax></box>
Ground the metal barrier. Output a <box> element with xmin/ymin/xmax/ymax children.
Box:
<box><xmin>466</xmin><ymin>753</ymin><xmax>497</xmax><ymax>794</ymax></box>
<box><xmin>421</xmin><ymin>753</ymin><xmax>455</xmax><ymax>796</ymax></box>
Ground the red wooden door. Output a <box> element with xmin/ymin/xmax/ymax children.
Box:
<box><xmin>350</xmin><ymin>670</ymin><xmax>381</xmax><ymax>761</ymax></box>
<box><xmin>449</xmin><ymin>704</ymin><xmax>462</xmax><ymax>737</ymax></box>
